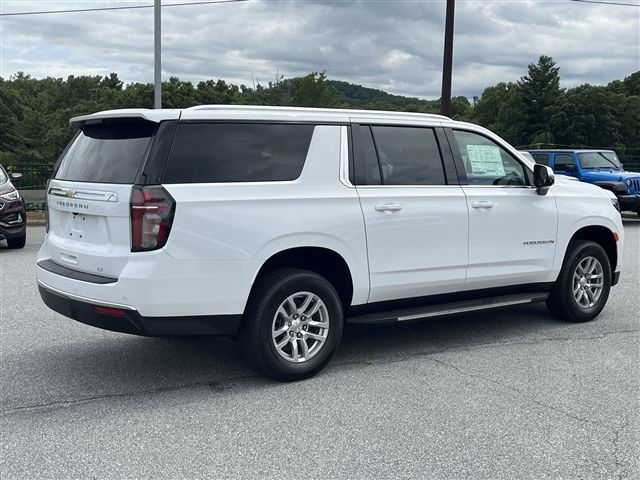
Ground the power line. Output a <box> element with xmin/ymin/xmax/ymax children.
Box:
<box><xmin>0</xmin><ymin>0</ymin><xmax>249</xmax><ymax>17</ymax></box>
<box><xmin>569</xmin><ymin>0</ymin><xmax>640</xmax><ymax>7</ymax></box>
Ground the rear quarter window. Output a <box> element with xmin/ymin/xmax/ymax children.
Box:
<box><xmin>531</xmin><ymin>153</ymin><xmax>550</xmax><ymax>165</ymax></box>
<box><xmin>163</xmin><ymin>123</ymin><xmax>315</xmax><ymax>183</ymax></box>
<box><xmin>55</xmin><ymin>119</ymin><xmax>157</xmax><ymax>184</ymax></box>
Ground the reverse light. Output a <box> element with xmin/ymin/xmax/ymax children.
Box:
<box><xmin>130</xmin><ymin>185</ymin><xmax>175</xmax><ymax>252</ymax></box>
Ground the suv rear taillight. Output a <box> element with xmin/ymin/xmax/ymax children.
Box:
<box><xmin>130</xmin><ymin>186</ymin><xmax>175</xmax><ymax>252</ymax></box>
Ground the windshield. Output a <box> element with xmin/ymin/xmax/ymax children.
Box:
<box><xmin>578</xmin><ymin>151</ymin><xmax>622</xmax><ymax>170</ymax></box>
<box><xmin>0</xmin><ymin>167</ymin><xmax>7</xmax><ymax>184</ymax></box>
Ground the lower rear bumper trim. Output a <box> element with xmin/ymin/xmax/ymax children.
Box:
<box><xmin>38</xmin><ymin>283</ymin><xmax>242</xmax><ymax>337</ymax></box>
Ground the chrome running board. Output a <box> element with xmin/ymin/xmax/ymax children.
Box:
<box><xmin>347</xmin><ymin>293</ymin><xmax>549</xmax><ymax>325</ymax></box>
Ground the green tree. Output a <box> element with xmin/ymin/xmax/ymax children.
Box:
<box><xmin>518</xmin><ymin>55</ymin><xmax>563</xmax><ymax>143</ymax></box>
<box><xmin>290</xmin><ymin>72</ymin><xmax>339</xmax><ymax>108</ymax></box>
<box><xmin>472</xmin><ymin>82</ymin><xmax>524</xmax><ymax>144</ymax></box>
<box><xmin>162</xmin><ymin>76</ymin><xmax>197</xmax><ymax>108</ymax></box>
<box><xmin>196</xmin><ymin>79</ymin><xmax>241</xmax><ymax>105</ymax></box>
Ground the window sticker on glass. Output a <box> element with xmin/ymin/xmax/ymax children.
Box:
<box><xmin>466</xmin><ymin>145</ymin><xmax>505</xmax><ymax>177</ymax></box>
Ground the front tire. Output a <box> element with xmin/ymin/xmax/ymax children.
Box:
<box><xmin>239</xmin><ymin>269</ymin><xmax>344</xmax><ymax>381</ymax></box>
<box><xmin>547</xmin><ymin>240</ymin><xmax>611</xmax><ymax>322</ymax></box>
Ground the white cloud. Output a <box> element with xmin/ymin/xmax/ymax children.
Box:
<box><xmin>0</xmin><ymin>0</ymin><xmax>638</xmax><ymax>99</ymax></box>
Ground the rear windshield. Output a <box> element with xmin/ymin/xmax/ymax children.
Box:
<box><xmin>163</xmin><ymin>123</ymin><xmax>315</xmax><ymax>183</ymax></box>
<box><xmin>55</xmin><ymin>119</ymin><xmax>157</xmax><ymax>184</ymax></box>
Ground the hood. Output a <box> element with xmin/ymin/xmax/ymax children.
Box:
<box><xmin>554</xmin><ymin>174</ymin><xmax>579</xmax><ymax>183</ymax></box>
<box><xmin>581</xmin><ymin>169</ymin><xmax>640</xmax><ymax>182</ymax></box>
<box><xmin>0</xmin><ymin>180</ymin><xmax>17</xmax><ymax>196</ymax></box>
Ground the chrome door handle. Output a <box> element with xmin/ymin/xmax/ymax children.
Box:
<box><xmin>375</xmin><ymin>203</ymin><xmax>403</xmax><ymax>212</ymax></box>
<box><xmin>471</xmin><ymin>201</ymin><xmax>494</xmax><ymax>210</ymax></box>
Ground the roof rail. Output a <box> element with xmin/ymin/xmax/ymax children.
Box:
<box><xmin>186</xmin><ymin>104</ymin><xmax>450</xmax><ymax>120</ymax></box>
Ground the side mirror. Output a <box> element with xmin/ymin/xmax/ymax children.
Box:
<box><xmin>10</xmin><ymin>172</ymin><xmax>23</xmax><ymax>182</ymax></box>
<box><xmin>534</xmin><ymin>164</ymin><xmax>555</xmax><ymax>195</ymax></box>
<box><xmin>563</xmin><ymin>164</ymin><xmax>576</xmax><ymax>174</ymax></box>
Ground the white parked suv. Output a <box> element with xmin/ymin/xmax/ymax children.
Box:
<box><xmin>37</xmin><ymin>106</ymin><xmax>624</xmax><ymax>380</ymax></box>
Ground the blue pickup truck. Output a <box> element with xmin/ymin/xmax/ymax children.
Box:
<box><xmin>528</xmin><ymin>149</ymin><xmax>640</xmax><ymax>215</ymax></box>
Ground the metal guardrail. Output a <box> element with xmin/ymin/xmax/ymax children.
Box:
<box><xmin>3</xmin><ymin>164</ymin><xmax>54</xmax><ymax>190</ymax></box>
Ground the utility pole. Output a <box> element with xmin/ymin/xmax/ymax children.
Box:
<box><xmin>154</xmin><ymin>0</ymin><xmax>161</xmax><ymax>108</ymax></box>
<box><xmin>440</xmin><ymin>0</ymin><xmax>455</xmax><ymax>117</ymax></box>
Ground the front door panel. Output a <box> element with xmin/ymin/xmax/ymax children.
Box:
<box><xmin>463</xmin><ymin>186</ymin><xmax>557</xmax><ymax>287</ymax></box>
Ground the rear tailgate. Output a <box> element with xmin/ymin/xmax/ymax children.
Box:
<box><xmin>43</xmin><ymin>118</ymin><xmax>159</xmax><ymax>279</ymax></box>
<box><xmin>46</xmin><ymin>180</ymin><xmax>134</xmax><ymax>279</ymax></box>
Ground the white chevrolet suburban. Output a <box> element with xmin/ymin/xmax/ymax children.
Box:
<box><xmin>37</xmin><ymin>106</ymin><xmax>624</xmax><ymax>380</ymax></box>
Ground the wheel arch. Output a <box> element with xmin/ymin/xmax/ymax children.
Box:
<box><xmin>247</xmin><ymin>246</ymin><xmax>355</xmax><ymax>315</ymax></box>
<box><xmin>568</xmin><ymin>225</ymin><xmax>618</xmax><ymax>273</ymax></box>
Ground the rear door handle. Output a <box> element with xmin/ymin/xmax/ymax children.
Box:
<box><xmin>375</xmin><ymin>203</ymin><xmax>403</xmax><ymax>212</ymax></box>
<box><xmin>471</xmin><ymin>201</ymin><xmax>494</xmax><ymax>210</ymax></box>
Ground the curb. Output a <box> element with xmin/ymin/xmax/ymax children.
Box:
<box><xmin>27</xmin><ymin>220</ymin><xmax>46</xmax><ymax>226</ymax></box>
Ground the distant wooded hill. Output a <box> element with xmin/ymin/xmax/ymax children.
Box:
<box><xmin>1</xmin><ymin>56</ymin><xmax>638</xmax><ymax>166</ymax></box>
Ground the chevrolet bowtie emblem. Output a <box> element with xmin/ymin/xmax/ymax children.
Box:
<box><xmin>65</xmin><ymin>190</ymin><xmax>75</xmax><ymax>198</ymax></box>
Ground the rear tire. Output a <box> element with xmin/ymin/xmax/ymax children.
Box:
<box><xmin>547</xmin><ymin>240</ymin><xmax>611</xmax><ymax>322</ymax></box>
<box><xmin>7</xmin><ymin>232</ymin><xmax>26</xmax><ymax>249</ymax></box>
<box><xmin>239</xmin><ymin>268</ymin><xmax>344</xmax><ymax>381</ymax></box>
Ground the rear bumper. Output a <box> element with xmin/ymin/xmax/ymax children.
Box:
<box><xmin>618</xmin><ymin>194</ymin><xmax>640</xmax><ymax>213</ymax></box>
<box><xmin>38</xmin><ymin>281</ymin><xmax>241</xmax><ymax>336</ymax></box>
<box><xmin>36</xmin><ymin>246</ymin><xmax>256</xmax><ymax>318</ymax></box>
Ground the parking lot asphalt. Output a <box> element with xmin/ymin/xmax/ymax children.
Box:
<box><xmin>1</xmin><ymin>222</ymin><xmax>638</xmax><ymax>480</ymax></box>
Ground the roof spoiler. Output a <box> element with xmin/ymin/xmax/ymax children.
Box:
<box><xmin>70</xmin><ymin>109</ymin><xmax>181</xmax><ymax>128</ymax></box>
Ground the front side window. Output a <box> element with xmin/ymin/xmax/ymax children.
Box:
<box><xmin>164</xmin><ymin>123</ymin><xmax>315</xmax><ymax>183</ymax></box>
<box><xmin>554</xmin><ymin>154</ymin><xmax>576</xmax><ymax>171</ymax></box>
<box><xmin>452</xmin><ymin>130</ymin><xmax>527</xmax><ymax>186</ymax></box>
<box><xmin>369</xmin><ymin>126</ymin><xmax>446</xmax><ymax>185</ymax></box>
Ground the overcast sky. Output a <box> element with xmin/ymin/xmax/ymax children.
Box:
<box><xmin>1</xmin><ymin>0</ymin><xmax>639</xmax><ymax>99</ymax></box>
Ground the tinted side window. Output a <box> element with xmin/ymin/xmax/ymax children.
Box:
<box><xmin>164</xmin><ymin>123</ymin><xmax>315</xmax><ymax>183</ymax></box>
<box><xmin>554</xmin><ymin>154</ymin><xmax>575</xmax><ymax>170</ymax></box>
<box><xmin>370</xmin><ymin>126</ymin><xmax>445</xmax><ymax>185</ymax></box>
<box><xmin>353</xmin><ymin>126</ymin><xmax>382</xmax><ymax>185</ymax></box>
<box><xmin>452</xmin><ymin>130</ymin><xmax>527</xmax><ymax>186</ymax></box>
<box><xmin>532</xmin><ymin>153</ymin><xmax>550</xmax><ymax>165</ymax></box>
